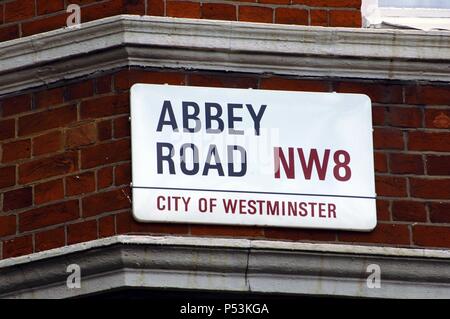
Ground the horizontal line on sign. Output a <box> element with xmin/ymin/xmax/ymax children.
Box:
<box><xmin>132</xmin><ymin>186</ymin><xmax>376</xmax><ymax>200</ymax></box>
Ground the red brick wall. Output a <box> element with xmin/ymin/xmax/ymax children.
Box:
<box><xmin>1</xmin><ymin>67</ymin><xmax>449</xmax><ymax>259</ymax></box>
<box><xmin>0</xmin><ymin>0</ymin><xmax>362</xmax><ymax>42</ymax></box>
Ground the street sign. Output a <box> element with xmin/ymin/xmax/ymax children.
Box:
<box><xmin>130</xmin><ymin>84</ymin><xmax>376</xmax><ymax>231</ymax></box>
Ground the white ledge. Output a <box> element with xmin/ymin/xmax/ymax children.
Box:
<box><xmin>1</xmin><ymin>234</ymin><xmax>449</xmax><ymax>269</ymax></box>
<box><xmin>0</xmin><ymin>15</ymin><xmax>450</xmax><ymax>96</ymax></box>
<box><xmin>1</xmin><ymin>235</ymin><xmax>450</xmax><ymax>299</ymax></box>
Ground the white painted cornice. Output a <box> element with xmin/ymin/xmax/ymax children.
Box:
<box><xmin>0</xmin><ymin>15</ymin><xmax>450</xmax><ymax>96</ymax></box>
<box><xmin>0</xmin><ymin>235</ymin><xmax>450</xmax><ymax>299</ymax></box>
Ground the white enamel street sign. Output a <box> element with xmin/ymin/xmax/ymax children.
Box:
<box><xmin>130</xmin><ymin>84</ymin><xmax>377</xmax><ymax>231</ymax></box>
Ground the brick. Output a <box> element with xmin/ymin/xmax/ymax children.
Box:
<box><xmin>115</xmin><ymin>162</ymin><xmax>131</xmax><ymax>186</ymax></box>
<box><xmin>97</xmin><ymin>166</ymin><xmax>114</xmax><ymax>189</ymax></box>
<box><xmin>339</xmin><ymin>223</ymin><xmax>410</xmax><ymax>245</ymax></box>
<box><xmin>425</xmin><ymin>110</ymin><xmax>450</xmax><ymax>129</ymax></box>
<box><xmin>259</xmin><ymin>0</ymin><xmax>289</xmax><ymax>4</ymax></box>
<box><xmin>4</xmin><ymin>0</ymin><xmax>35</xmax><ymax>23</ymax></box>
<box><xmin>124</xmin><ymin>0</ymin><xmax>145</xmax><ymax>14</ymax></box>
<box><xmin>0</xmin><ymin>215</ymin><xmax>16</xmax><ymax>237</ymax></box>
<box><xmin>80</xmin><ymin>0</ymin><xmax>123</xmax><ymax>23</ymax></box>
<box><xmin>34</xmin><ymin>88</ymin><xmax>64</xmax><ymax>109</ymax></box>
<box><xmin>239</xmin><ymin>6</ymin><xmax>273</xmax><ymax>23</ymax></box>
<box><xmin>389</xmin><ymin>153</ymin><xmax>423</xmax><ymax>175</ymax></box>
<box><xmin>81</xmin><ymin>139</ymin><xmax>130</xmax><ymax>169</ymax></box>
<box><xmin>82</xmin><ymin>188</ymin><xmax>131</xmax><ymax>217</ymax></box>
<box><xmin>32</xmin><ymin>131</ymin><xmax>62</xmax><ymax>156</ymax></box>
<box><xmin>95</xmin><ymin>75</ymin><xmax>113</xmax><ymax>94</ymax></box>
<box><xmin>413</xmin><ymin>225</ymin><xmax>450</xmax><ymax>248</ymax></box>
<box><xmin>264</xmin><ymin>228</ymin><xmax>335</xmax><ymax>241</ymax></box>
<box><xmin>34</xmin><ymin>179</ymin><xmax>64</xmax><ymax>205</ymax></box>
<box><xmin>68</xmin><ymin>0</ymin><xmax>100</xmax><ymax>5</ymax></box>
<box><xmin>18</xmin><ymin>105</ymin><xmax>77</xmax><ymax>136</ymax></box>
<box><xmin>335</xmin><ymin>81</ymin><xmax>403</xmax><ymax>104</ymax></box>
<box><xmin>374</xmin><ymin>152</ymin><xmax>388</xmax><ymax>173</ymax></box>
<box><xmin>2</xmin><ymin>139</ymin><xmax>31</xmax><ymax>163</ymax></box>
<box><xmin>375</xmin><ymin>176</ymin><xmax>407</xmax><ymax>197</ymax></box>
<box><xmin>376</xmin><ymin>199</ymin><xmax>391</xmax><ymax>221</ymax></box>
<box><xmin>189</xmin><ymin>74</ymin><xmax>258</xmax><ymax>89</ymax></box>
<box><xmin>372</xmin><ymin>106</ymin><xmax>385</xmax><ymax>126</ymax></box>
<box><xmin>292</xmin><ymin>0</ymin><xmax>361</xmax><ymax>8</ymax></box>
<box><xmin>66</xmin><ymin>172</ymin><xmax>96</xmax><ymax>196</ymax></box>
<box><xmin>0</xmin><ymin>166</ymin><xmax>16</xmax><ymax>189</ymax></box>
<box><xmin>20</xmin><ymin>200</ymin><xmax>79</xmax><ymax>232</ymax></box>
<box><xmin>408</xmin><ymin>131</ymin><xmax>450</xmax><ymax>152</ymax></box>
<box><xmin>3</xmin><ymin>235</ymin><xmax>33</xmax><ymax>258</ymax></box>
<box><xmin>114</xmin><ymin>70</ymin><xmax>186</xmax><ymax>90</ymax></box>
<box><xmin>410</xmin><ymin>178</ymin><xmax>450</xmax><ymax>199</ymax></box>
<box><xmin>190</xmin><ymin>225</ymin><xmax>264</xmax><ymax>237</ymax></box>
<box><xmin>116</xmin><ymin>211</ymin><xmax>189</xmax><ymax>234</ymax></box>
<box><xmin>429</xmin><ymin>203</ymin><xmax>450</xmax><ymax>223</ymax></box>
<box><xmin>99</xmin><ymin>215</ymin><xmax>115</xmax><ymax>238</ymax></box>
<box><xmin>373</xmin><ymin>128</ymin><xmax>404</xmax><ymax>150</ymax></box>
<box><xmin>97</xmin><ymin>120</ymin><xmax>112</xmax><ymax>141</ymax></box>
<box><xmin>22</xmin><ymin>13</ymin><xmax>68</xmax><ymax>36</ymax></box>
<box><xmin>37</xmin><ymin>0</ymin><xmax>65</xmax><ymax>15</ymax></box>
<box><xmin>3</xmin><ymin>187</ymin><xmax>32</xmax><ymax>211</ymax></box>
<box><xmin>67</xmin><ymin>220</ymin><xmax>97</xmax><ymax>244</ymax></box>
<box><xmin>65</xmin><ymin>122</ymin><xmax>97</xmax><ymax>149</ymax></box>
<box><xmin>80</xmin><ymin>94</ymin><xmax>129</xmax><ymax>119</ymax></box>
<box><xmin>0</xmin><ymin>25</ymin><xmax>20</xmax><ymax>42</ymax></box>
<box><xmin>66</xmin><ymin>81</ymin><xmax>94</xmax><ymax>101</ymax></box>
<box><xmin>427</xmin><ymin>155</ymin><xmax>450</xmax><ymax>176</ymax></box>
<box><xmin>202</xmin><ymin>3</ymin><xmax>237</xmax><ymax>21</ymax></box>
<box><xmin>35</xmin><ymin>227</ymin><xmax>65</xmax><ymax>252</ymax></box>
<box><xmin>167</xmin><ymin>1</ymin><xmax>201</xmax><ymax>18</ymax></box>
<box><xmin>310</xmin><ymin>10</ymin><xmax>328</xmax><ymax>26</ymax></box>
<box><xmin>329</xmin><ymin>9</ymin><xmax>362</xmax><ymax>27</ymax></box>
<box><xmin>0</xmin><ymin>119</ymin><xmax>15</xmax><ymax>141</ymax></box>
<box><xmin>147</xmin><ymin>0</ymin><xmax>165</xmax><ymax>16</ymax></box>
<box><xmin>1</xmin><ymin>94</ymin><xmax>31</xmax><ymax>117</ymax></box>
<box><xmin>386</xmin><ymin>107</ymin><xmax>422</xmax><ymax>128</ymax></box>
<box><xmin>275</xmin><ymin>8</ymin><xmax>308</xmax><ymax>25</ymax></box>
<box><xmin>405</xmin><ymin>85</ymin><xmax>450</xmax><ymax>106</ymax></box>
<box><xmin>19</xmin><ymin>152</ymin><xmax>78</xmax><ymax>184</ymax></box>
<box><xmin>260</xmin><ymin>77</ymin><xmax>330</xmax><ymax>92</ymax></box>
<box><xmin>392</xmin><ymin>201</ymin><xmax>427</xmax><ymax>222</ymax></box>
<box><xmin>113</xmin><ymin>116</ymin><xmax>130</xmax><ymax>138</ymax></box>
